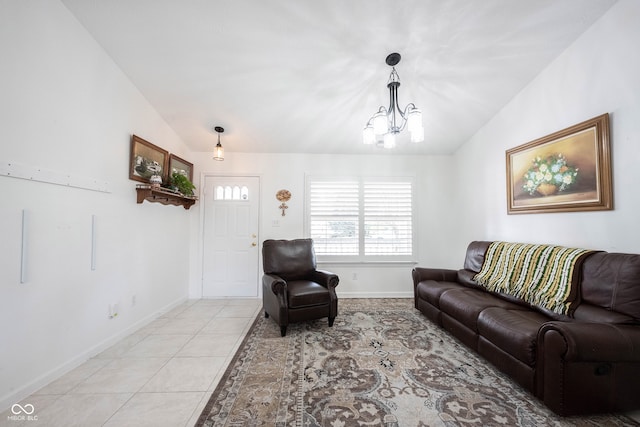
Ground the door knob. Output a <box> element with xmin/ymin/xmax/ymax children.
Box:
<box><xmin>251</xmin><ymin>242</ymin><xmax>257</xmax><ymax>247</ymax></box>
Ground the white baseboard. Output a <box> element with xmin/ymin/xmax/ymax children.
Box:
<box><xmin>338</xmin><ymin>291</ymin><xmax>414</xmax><ymax>299</ymax></box>
<box><xmin>0</xmin><ymin>296</ymin><xmax>188</xmax><ymax>413</ymax></box>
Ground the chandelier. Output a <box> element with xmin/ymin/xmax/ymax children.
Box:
<box><xmin>363</xmin><ymin>53</ymin><xmax>424</xmax><ymax>148</ymax></box>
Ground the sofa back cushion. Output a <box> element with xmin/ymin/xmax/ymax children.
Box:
<box><xmin>580</xmin><ymin>252</ymin><xmax>640</xmax><ymax>320</ymax></box>
<box><xmin>463</xmin><ymin>241</ymin><xmax>492</xmax><ymax>272</ymax></box>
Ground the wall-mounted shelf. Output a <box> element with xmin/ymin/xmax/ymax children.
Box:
<box><xmin>136</xmin><ymin>185</ymin><xmax>197</xmax><ymax>210</ymax></box>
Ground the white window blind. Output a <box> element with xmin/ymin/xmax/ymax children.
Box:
<box><xmin>306</xmin><ymin>176</ymin><xmax>414</xmax><ymax>260</ymax></box>
<box><xmin>308</xmin><ymin>181</ymin><xmax>359</xmax><ymax>255</ymax></box>
<box><xmin>364</xmin><ymin>181</ymin><xmax>412</xmax><ymax>255</ymax></box>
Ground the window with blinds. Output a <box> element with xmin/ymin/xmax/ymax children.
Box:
<box><xmin>364</xmin><ymin>181</ymin><xmax>412</xmax><ymax>255</ymax></box>
<box><xmin>308</xmin><ymin>180</ymin><xmax>359</xmax><ymax>255</ymax></box>
<box><xmin>306</xmin><ymin>177</ymin><xmax>414</xmax><ymax>261</ymax></box>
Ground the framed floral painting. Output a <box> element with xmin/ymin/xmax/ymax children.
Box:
<box><xmin>506</xmin><ymin>113</ymin><xmax>612</xmax><ymax>214</ymax></box>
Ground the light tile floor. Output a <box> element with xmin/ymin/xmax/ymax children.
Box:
<box><xmin>1</xmin><ymin>298</ymin><xmax>262</xmax><ymax>427</ymax></box>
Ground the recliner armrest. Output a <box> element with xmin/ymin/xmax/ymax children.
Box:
<box><xmin>412</xmin><ymin>267</ymin><xmax>458</xmax><ymax>286</ymax></box>
<box><xmin>310</xmin><ymin>270</ymin><xmax>339</xmax><ymax>289</ymax></box>
<box><xmin>263</xmin><ymin>273</ymin><xmax>287</xmax><ymax>295</ymax></box>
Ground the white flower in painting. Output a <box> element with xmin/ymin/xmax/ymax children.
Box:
<box><xmin>521</xmin><ymin>153</ymin><xmax>578</xmax><ymax>196</ymax></box>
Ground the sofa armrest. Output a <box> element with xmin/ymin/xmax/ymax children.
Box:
<box><xmin>412</xmin><ymin>267</ymin><xmax>458</xmax><ymax>286</ymax></box>
<box><xmin>311</xmin><ymin>269</ymin><xmax>340</xmax><ymax>289</ymax></box>
<box><xmin>540</xmin><ymin>322</ymin><xmax>640</xmax><ymax>362</ymax></box>
<box><xmin>538</xmin><ymin>322</ymin><xmax>640</xmax><ymax>415</ymax></box>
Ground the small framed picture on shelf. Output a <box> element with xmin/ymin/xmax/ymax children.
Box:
<box><xmin>129</xmin><ymin>135</ymin><xmax>169</xmax><ymax>183</ymax></box>
<box><xmin>168</xmin><ymin>154</ymin><xmax>194</xmax><ymax>182</ymax></box>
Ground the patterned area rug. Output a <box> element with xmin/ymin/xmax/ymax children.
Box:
<box><xmin>195</xmin><ymin>299</ymin><xmax>637</xmax><ymax>426</ymax></box>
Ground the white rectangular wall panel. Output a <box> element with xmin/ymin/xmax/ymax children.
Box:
<box><xmin>21</xmin><ymin>209</ymin><xmax>29</xmax><ymax>283</ymax></box>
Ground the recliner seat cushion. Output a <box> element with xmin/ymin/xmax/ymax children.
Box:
<box><xmin>478</xmin><ymin>307</ymin><xmax>550</xmax><ymax>366</ymax></box>
<box><xmin>287</xmin><ymin>280</ymin><xmax>329</xmax><ymax>308</ymax></box>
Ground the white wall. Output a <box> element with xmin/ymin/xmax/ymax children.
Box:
<box><xmin>188</xmin><ymin>153</ymin><xmax>456</xmax><ymax>298</ymax></box>
<box><xmin>0</xmin><ymin>1</ymin><xmax>193</xmax><ymax>409</ymax></box>
<box><xmin>452</xmin><ymin>0</ymin><xmax>640</xmax><ymax>257</ymax></box>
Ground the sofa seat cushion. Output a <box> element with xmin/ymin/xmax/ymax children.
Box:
<box><xmin>439</xmin><ymin>289</ymin><xmax>526</xmax><ymax>332</ymax></box>
<box><xmin>478</xmin><ymin>307</ymin><xmax>550</xmax><ymax>366</ymax></box>
<box><xmin>416</xmin><ymin>280</ymin><xmax>466</xmax><ymax>307</ymax></box>
<box><xmin>287</xmin><ymin>280</ymin><xmax>329</xmax><ymax>308</ymax></box>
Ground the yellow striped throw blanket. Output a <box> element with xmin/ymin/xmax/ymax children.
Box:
<box><xmin>473</xmin><ymin>242</ymin><xmax>593</xmax><ymax>316</ymax></box>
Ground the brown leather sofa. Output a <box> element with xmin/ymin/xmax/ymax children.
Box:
<box><xmin>262</xmin><ymin>238</ymin><xmax>339</xmax><ymax>337</ymax></box>
<box><xmin>412</xmin><ymin>241</ymin><xmax>640</xmax><ymax>416</ymax></box>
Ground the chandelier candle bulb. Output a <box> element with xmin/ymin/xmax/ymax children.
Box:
<box><xmin>363</xmin><ymin>125</ymin><xmax>375</xmax><ymax>145</ymax></box>
<box><xmin>407</xmin><ymin>109</ymin><xmax>422</xmax><ymax>133</ymax></box>
<box><xmin>373</xmin><ymin>111</ymin><xmax>388</xmax><ymax>135</ymax></box>
<box><xmin>383</xmin><ymin>133</ymin><xmax>396</xmax><ymax>149</ymax></box>
<box><xmin>411</xmin><ymin>126</ymin><xmax>424</xmax><ymax>143</ymax></box>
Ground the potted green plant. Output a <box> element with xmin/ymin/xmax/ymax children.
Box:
<box><xmin>170</xmin><ymin>172</ymin><xmax>196</xmax><ymax>196</ymax></box>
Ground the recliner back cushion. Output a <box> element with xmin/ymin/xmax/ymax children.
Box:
<box><xmin>464</xmin><ymin>241</ymin><xmax>492</xmax><ymax>273</ymax></box>
<box><xmin>580</xmin><ymin>252</ymin><xmax>640</xmax><ymax>320</ymax></box>
<box><xmin>262</xmin><ymin>238</ymin><xmax>317</xmax><ymax>280</ymax></box>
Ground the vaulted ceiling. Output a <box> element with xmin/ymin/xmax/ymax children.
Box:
<box><xmin>61</xmin><ymin>0</ymin><xmax>616</xmax><ymax>155</ymax></box>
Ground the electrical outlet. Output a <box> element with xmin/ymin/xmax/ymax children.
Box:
<box><xmin>131</xmin><ymin>295</ymin><xmax>137</xmax><ymax>307</ymax></box>
<box><xmin>352</xmin><ymin>273</ymin><xmax>358</xmax><ymax>281</ymax></box>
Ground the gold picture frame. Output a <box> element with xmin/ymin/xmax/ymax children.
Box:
<box><xmin>168</xmin><ymin>154</ymin><xmax>194</xmax><ymax>183</ymax></box>
<box><xmin>129</xmin><ymin>135</ymin><xmax>169</xmax><ymax>183</ymax></box>
<box><xmin>506</xmin><ymin>113</ymin><xmax>612</xmax><ymax>214</ymax></box>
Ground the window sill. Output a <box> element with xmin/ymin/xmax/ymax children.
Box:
<box><xmin>317</xmin><ymin>260</ymin><xmax>417</xmax><ymax>267</ymax></box>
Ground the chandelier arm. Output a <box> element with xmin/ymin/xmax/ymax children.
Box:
<box><xmin>366</xmin><ymin>106</ymin><xmax>388</xmax><ymax>125</ymax></box>
<box><xmin>398</xmin><ymin>102</ymin><xmax>416</xmax><ymax>119</ymax></box>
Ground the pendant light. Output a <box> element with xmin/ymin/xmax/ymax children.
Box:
<box><xmin>213</xmin><ymin>126</ymin><xmax>224</xmax><ymax>161</ymax></box>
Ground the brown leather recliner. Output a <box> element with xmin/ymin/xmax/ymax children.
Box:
<box><xmin>262</xmin><ymin>238</ymin><xmax>339</xmax><ymax>336</ymax></box>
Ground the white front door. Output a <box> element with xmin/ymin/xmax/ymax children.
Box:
<box><xmin>202</xmin><ymin>175</ymin><xmax>260</xmax><ymax>297</ymax></box>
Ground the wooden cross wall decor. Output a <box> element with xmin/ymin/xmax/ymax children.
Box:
<box><xmin>276</xmin><ymin>189</ymin><xmax>291</xmax><ymax>217</ymax></box>
<box><xmin>279</xmin><ymin>202</ymin><xmax>288</xmax><ymax>216</ymax></box>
